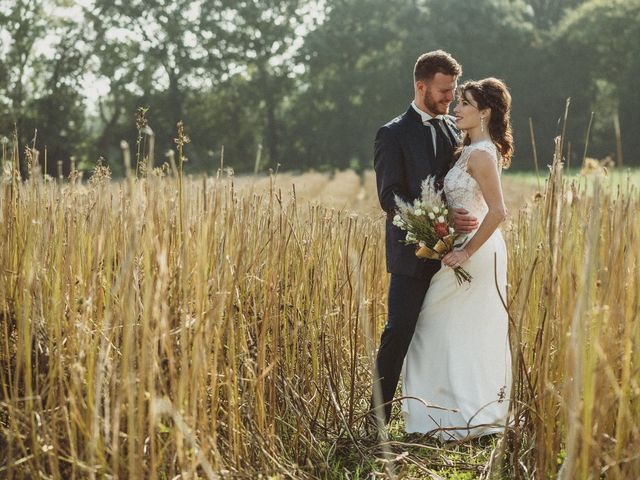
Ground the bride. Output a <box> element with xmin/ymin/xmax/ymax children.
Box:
<box><xmin>401</xmin><ymin>77</ymin><xmax>513</xmax><ymax>441</ymax></box>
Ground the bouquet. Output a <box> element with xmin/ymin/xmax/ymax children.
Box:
<box><xmin>392</xmin><ymin>177</ymin><xmax>472</xmax><ymax>285</ymax></box>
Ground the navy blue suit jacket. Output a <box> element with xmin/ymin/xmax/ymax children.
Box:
<box><xmin>374</xmin><ymin>106</ymin><xmax>460</xmax><ymax>280</ymax></box>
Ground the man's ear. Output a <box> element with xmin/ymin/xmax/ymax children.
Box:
<box><xmin>416</xmin><ymin>80</ymin><xmax>429</xmax><ymax>92</ymax></box>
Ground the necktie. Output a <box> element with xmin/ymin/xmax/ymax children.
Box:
<box><xmin>427</xmin><ymin>118</ymin><xmax>455</xmax><ymax>191</ymax></box>
<box><xmin>427</xmin><ymin>118</ymin><xmax>454</xmax><ymax>169</ymax></box>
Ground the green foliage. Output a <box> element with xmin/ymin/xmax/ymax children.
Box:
<box><xmin>556</xmin><ymin>0</ymin><xmax>640</xmax><ymax>160</ymax></box>
<box><xmin>0</xmin><ymin>0</ymin><xmax>89</xmax><ymax>176</ymax></box>
<box><xmin>1</xmin><ymin>0</ymin><xmax>639</xmax><ymax>176</ymax></box>
<box><xmin>183</xmin><ymin>75</ymin><xmax>259</xmax><ymax>173</ymax></box>
<box><xmin>282</xmin><ymin>0</ymin><xmax>424</xmax><ymax>172</ymax></box>
<box><xmin>521</xmin><ymin>0</ymin><xmax>588</xmax><ymax>30</ymax></box>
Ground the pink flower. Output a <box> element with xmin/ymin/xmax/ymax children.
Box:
<box><xmin>434</xmin><ymin>222</ymin><xmax>449</xmax><ymax>238</ymax></box>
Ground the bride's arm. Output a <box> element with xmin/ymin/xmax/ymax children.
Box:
<box><xmin>442</xmin><ymin>150</ymin><xmax>506</xmax><ymax>267</ymax></box>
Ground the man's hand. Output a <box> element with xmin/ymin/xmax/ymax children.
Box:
<box><xmin>452</xmin><ymin>208</ymin><xmax>479</xmax><ymax>234</ymax></box>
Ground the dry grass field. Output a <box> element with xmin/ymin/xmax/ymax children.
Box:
<box><xmin>1</xmin><ymin>143</ymin><xmax>639</xmax><ymax>478</ymax></box>
<box><xmin>230</xmin><ymin>168</ymin><xmax>541</xmax><ymax>218</ymax></box>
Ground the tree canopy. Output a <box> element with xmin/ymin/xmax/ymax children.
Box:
<box><xmin>1</xmin><ymin>0</ymin><xmax>638</xmax><ymax>176</ymax></box>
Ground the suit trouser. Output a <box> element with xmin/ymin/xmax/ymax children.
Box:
<box><xmin>372</xmin><ymin>273</ymin><xmax>430</xmax><ymax>424</ymax></box>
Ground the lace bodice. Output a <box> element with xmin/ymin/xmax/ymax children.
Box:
<box><xmin>444</xmin><ymin>140</ymin><xmax>501</xmax><ymax>222</ymax></box>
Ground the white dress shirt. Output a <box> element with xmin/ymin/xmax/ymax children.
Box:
<box><xmin>411</xmin><ymin>101</ymin><xmax>448</xmax><ymax>155</ymax></box>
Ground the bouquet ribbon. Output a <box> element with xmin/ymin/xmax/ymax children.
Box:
<box><xmin>415</xmin><ymin>234</ymin><xmax>455</xmax><ymax>259</ymax></box>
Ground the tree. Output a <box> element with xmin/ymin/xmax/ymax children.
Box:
<box><xmin>0</xmin><ymin>0</ymin><xmax>48</xmax><ymax>158</ymax></box>
<box><xmin>88</xmin><ymin>0</ymin><xmax>229</xmax><ymax>169</ymax></box>
<box><xmin>288</xmin><ymin>0</ymin><xmax>546</xmax><ymax>171</ymax></box>
<box><xmin>2</xmin><ymin>0</ymin><xmax>637</xmax><ymax>176</ymax></box>
<box><xmin>556</xmin><ymin>0</ymin><xmax>640</xmax><ymax>163</ymax></box>
<box><xmin>184</xmin><ymin>75</ymin><xmax>260</xmax><ymax>173</ymax></box>
<box><xmin>221</xmin><ymin>0</ymin><xmax>305</xmax><ymax>168</ymax></box>
<box><xmin>0</xmin><ymin>0</ymin><xmax>91</xmax><ymax>176</ymax></box>
<box><xmin>87</xmin><ymin>0</ymin><xmax>305</xmax><ymax>173</ymax></box>
<box><xmin>285</xmin><ymin>0</ymin><xmax>426</xmax><ymax>172</ymax></box>
<box><xmin>521</xmin><ymin>0</ymin><xmax>588</xmax><ymax>30</ymax></box>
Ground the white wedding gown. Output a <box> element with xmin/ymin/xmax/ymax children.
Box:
<box><xmin>401</xmin><ymin>140</ymin><xmax>512</xmax><ymax>440</ymax></box>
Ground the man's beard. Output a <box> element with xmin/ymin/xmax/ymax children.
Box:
<box><xmin>424</xmin><ymin>90</ymin><xmax>449</xmax><ymax>116</ymax></box>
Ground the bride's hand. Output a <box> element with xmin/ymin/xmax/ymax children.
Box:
<box><xmin>442</xmin><ymin>248</ymin><xmax>470</xmax><ymax>268</ymax></box>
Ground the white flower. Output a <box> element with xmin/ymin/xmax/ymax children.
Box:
<box><xmin>443</xmin><ymin>209</ymin><xmax>448</xmax><ymax>215</ymax></box>
<box><xmin>449</xmin><ymin>227</ymin><xmax>455</xmax><ymax>234</ymax></box>
<box><xmin>437</xmin><ymin>216</ymin><xmax>445</xmax><ymax>223</ymax></box>
<box><xmin>394</xmin><ymin>194</ymin><xmax>413</xmax><ymax>216</ymax></box>
<box><xmin>419</xmin><ymin>241</ymin><xmax>426</xmax><ymax>247</ymax></box>
<box><xmin>406</xmin><ymin>232</ymin><xmax>416</xmax><ymax>242</ymax></box>
<box><xmin>433</xmin><ymin>206</ymin><xmax>440</xmax><ymax>214</ymax></box>
<box><xmin>414</xmin><ymin>208</ymin><xmax>425</xmax><ymax>216</ymax></box>
<box><xmin>420</xmin><ymin>176</ymin><xmax>445</xmax><ymax>208</ymax></box>
<box><xmin>393</xmin><ymin>215</ymin><xmax>405</xmax><ymax>228</ymax></box>
<box><xmin>428</xmin><ymin>212</ymin><xmax>435</xmax><ymax>220</ymax></box>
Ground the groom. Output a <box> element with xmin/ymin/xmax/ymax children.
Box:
<box><xmin>371</xmin><ymin>50</ymin><xmax>478</xmax><ymax>425</ymax></box>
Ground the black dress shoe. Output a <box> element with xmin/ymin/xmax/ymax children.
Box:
<box><xmin>473</xmin><ymin>432</ymin><xmax>500</xmax><ymax>447</ymax></box>
<box><xmin>362</xmin><ymin>411</ymin><xmax>388</xmax><ymax>442</ymax></box>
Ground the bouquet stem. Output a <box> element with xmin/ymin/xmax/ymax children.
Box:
<box><xmin>453</xmin><ymin>266</ymin><xmax>473</xmax><ymax>285</ymax></box>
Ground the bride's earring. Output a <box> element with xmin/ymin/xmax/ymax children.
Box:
<box><xmin>480</xmin><ymin>116</ymin><xmax>485</xmax><ymax>133</ymax></box>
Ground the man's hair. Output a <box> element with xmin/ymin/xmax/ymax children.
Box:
<box><xmin>414</xmin><ymin>50</ymin><xmax>462</xmax><ymax>83</ymax></box>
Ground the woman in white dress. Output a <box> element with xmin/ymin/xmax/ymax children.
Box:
<box><xmin>402</xmin><ymin>78</ymin><xmax>513</xmax><ymax>441</ymax></box>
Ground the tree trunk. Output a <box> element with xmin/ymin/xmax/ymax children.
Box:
<box><xmin>261</xmin><ymin>71</ymin><xmax>279</xmax><ymax>167</ymax></box>
<box><xmin>96</xmin><ymin>96</ymin><xmax>123</xmax><ymax>166</ymax></box>
<box><xmin>168</xmin><ymin>70</ymin><xmax>183</xmax><ymax>128</ymax></box>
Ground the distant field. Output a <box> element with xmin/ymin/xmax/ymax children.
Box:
<box><xmin>232</xmin><ymin>169</ymin><xmax>539</xmax><ymax>217</ymax></box>
<box><xmin>231</xmin><ymin>167</ymin><xmax>640</xmax><ymax>217</ymax></box>
<box><xmin>504</xmin><ymin>166</ymin><xmax>640</xmax><ymax>189</ymax></box>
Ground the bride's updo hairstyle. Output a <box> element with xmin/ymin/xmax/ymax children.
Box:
<box><xmin>458</xmin><ymin>77</ymin><xmax>513</xmax><ymax>168</ymax></box>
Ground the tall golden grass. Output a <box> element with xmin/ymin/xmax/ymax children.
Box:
<box><xmin>1</xmin><ymin>135</ymin><xmax>638</xmax><ymax>478</ymax></box>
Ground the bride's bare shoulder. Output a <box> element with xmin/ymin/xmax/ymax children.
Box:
<box><xmin>466</xmin><ymin>148</ymin><xmax>500</xmax><ymax>178</ymax></box>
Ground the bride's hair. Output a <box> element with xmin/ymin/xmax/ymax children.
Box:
<box><xmin>457</xmin><ymin>77</ymin><xmax>514</xmax><ymax>168</ymax></box>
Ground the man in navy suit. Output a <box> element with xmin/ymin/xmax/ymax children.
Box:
<box><xmin>371</xmin><ymin>50</ymin><xmax>478</xmax><ymax>427</ymax></box>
